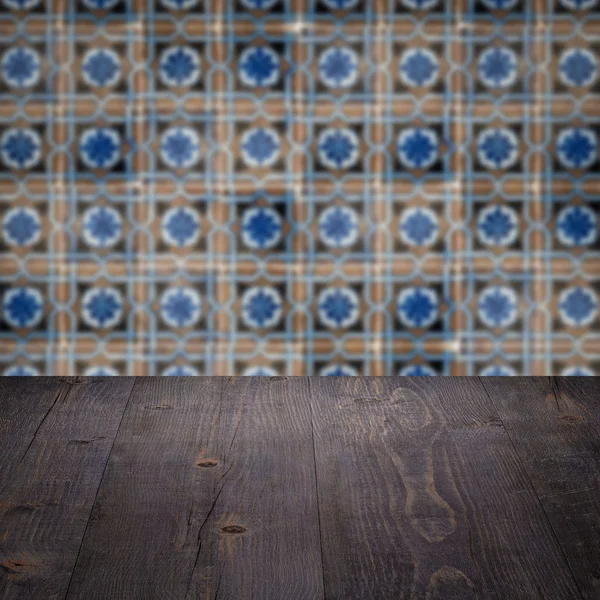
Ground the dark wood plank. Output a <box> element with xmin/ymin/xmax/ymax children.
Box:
<box><xmin>0</xmin><ymin>377</ymin><xmax>136</xmax><ymax>600</ymax></box>
<box><xmin>65</xmin><ymin>377</ymin><xmax>323</xmax><ymax>600</ymax></box>
<box><xmin>309</xmin><ymin>377</ymin><xmax>583</xmax><ymax>600</ymax></box>
<box><xmin>480</xmin><ymin>376</ymin><xmax>600</xmax><ymax>600</ymax></box>
<box><xmin>0</xmin><ymin>377</ymin><xmax>70</xmax><ymax>488</ymax></box>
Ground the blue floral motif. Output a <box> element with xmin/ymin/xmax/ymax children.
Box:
<box><xmin>556</xmin><ymin>205</ymin><xmax>597</xmax><ymax>247</ymax></box>
<box><xmin>3</xmin><ymin>365</ymin><xmax>39</xmax><ymax>376</ymax></box>
<box><xmin>243</xmin><ymin>365</ymin><xmax>278</xmax><ymax>376</ymax></box>
<box><xmin>401</xmin><ymin>0</ymin><xmax>439</xmax><ymax>8</ymax></box>
<box><xmin>80</xmin><ymin>128</ymin><xmax>121</xmax><ymax>170</ymax></box>
<box><xmin>242</xmin><ymin>206</ymin><xmax>282</xmax><ymax>249</ymax></box>
<box><xmin>399</xmin><ymin>48</ymin><xmax>439</xmax><ymax>88</ymax></box>
<box><xmin>85</xmin><ymin>366</ymin><xmax>119</xmax><ymax>376</ymax></box>
<box><xmin>559</xmin><ymin>48</ymin><xmax>597</xmax><ymax>87</ymax></box>
<box><xmin>161</xmin><ymin>206</ymin><xmax>201</xmax><ymax>247</ymax></box>
<box><xmin>559</xmin><ymin>287</ymin><xmax>597</xmax><ymax>327</ymax></box>
<box><xmin>319</xmin><ymin>206</ymin><xmax>359</xmax><ymax>248</ymax></box>
<box><xmin>478</xmin><ymin>286</ymin><xmax>518</xmax><ymax>328</ymax></box>
<box><xmin>2</xmin><ymin>0</ymin><xmax>40</xmax><ymax>9</ymax></box>
<box><xmin>242</xmin><ymin>286</ymin><xmax>283</xmax><ymax>329</ymax></box>
<box><xmin>480</xmin><ymin>365</ymin><xmax>517</xmax><ymax>376</ymax></box>
<box><xmin>159</xmin><ymin>46</ymin><xmax>201</xmax><ymax>87</ymax></box>
<box><xmin>318</xmin><ymin>287</ymin><xmax>360</xmax><ymax>329</ymax></box>
<box><xmin>477</xmin><ymin>205</ymin><xmax>519</xmax><ymax>246</ymax></box>
<box><xmin>397</xmin><ymin>287</ymin><xmax>439</xmax><ymax>329</ymax></box>
<box><xmin>82</xmin><ymin>0</ymin><xmax>120</xmax><ymax>9</ymax></box>
<box><xmin>82</xmin><ymin>49</ymin><xmax>121</xmax><ymax>88</ymax></box>
<box><xmin>160</xmin><ymin>287</ymin><xmax>202</xmax><ymax>328</ymax></box>
<box><xmin>1</xmin><ymin>128</ymin><xmax>41</xmax><ymax>170</ymax></box>
<box><xmin>399</xmin><ymin>364</ymin><xmax>437</xmax><ymax>376</ymax></box>
<box><xmin>82</xmin><ymin>287</ymin><xmax>123</xmax><ymax>329</ymax></box>
<box><xmin>559</xmin><ymin>0</ymin><xmax>598</xmax><ymax>9</ymax></box>
<box><xmin>399</xmin><ymin>207</ymin><xmax>439</xmax><ymax>246</ymax></box>
<box><xmin>319</xmin><ymin>47</ymin><xmax>359</xmax><ymax>89</ymax></box>
<box><xmin>240</xmin><ymin>0</ymin><xmax>279</xmax><ymax>9</ymax></box>
<box><xmin>557</xmin><ymin>128</ymin><xmax>597</xmax><ymax>170</ymax></box>
<box><xmin>241</xmin><ymin>127</ymin><xmax>281</xmax><ymax>167</ymax></box>
<box><xmin>3</xmin><ymin>287</ymin><xmax>43</xmax><ymax>329</ymax></box>
<box><xmin>477</xmin><ymin>128</ymin><xmax>519</xmax><ymax>170</ymax></box>
<box><xmin>161</xmin><ymin>127</ymin><xmax>201</xmax><ymax>169</ymax></box>
<box><xmin>478</xmin><ymin>47</ymin><xmax>518</xmax><ymax>88</ymax></box>
<box><xmin>2</xmin><ymin>207</ymin><xmax>41</xmax><ymax>246</ymax></box>
<box><xmin>162</xmin><ymin>365</ymin><xmax>200</xmax><ymax>376</ymax></box>
<box><xmin>481</xmin><ymin>0</ymin><xmax>519</xmax><ymax>9</ymax></box>
<box><xmin>82</xmin><ymin>206</ymin><xmax>122</xmax><ymax>248</ymax></box>
<box><xmin>239</xmin><ymin>46</ymin><xmax>280</xmax><ymax>87</ymax></box>
<box><xmin>320</xmin><ymin>0</ymin><xmax>360</xmax><ymax>10</ymax></box>
<box><xmin>320</xmin><ymin>364</ymin><xmax>358</xmax><ymax>376</ymax></box>
<box><xmin>1</xmin><ymin>47</ymin><xmax>40</xmax><ymax>88</ymax></box>
<box><xmin>561</xmin><ymin>366</ymin><xmax>595</xmax><ymax>376</ymax></box>
<box><xmin>318</xmin><ymin>128</ymin><xmax>359</xmax><ymax>170</ymax></box>
<box><xmin>398</xmin><ymin>128</ymin><xmax>439</xmax><ymax>169</ymax></box>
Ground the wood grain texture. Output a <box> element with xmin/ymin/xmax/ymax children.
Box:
<box><xmin>309</xmin><ymin>377</ymin><xmax>584</xmax><ymax>600</ymax></box>
<box><xmin>480</xmin><ymin>376</ymin><xmax>600</xmax><ymax>600</ymax></box>
<box><xmin>64</xmin><ymin>377</ymin><xmax>323</xmax><ymax>600</ymax></box>
<box><xmin>0</xmin><ymin>377</ymin><xmax>135</xmax><ymax>600</ymax></box>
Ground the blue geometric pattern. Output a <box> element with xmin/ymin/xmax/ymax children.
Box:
<box><xmin>0</xmin><ymin>0</ymin><xmax>599</xmax><ymax>375</ymax></box>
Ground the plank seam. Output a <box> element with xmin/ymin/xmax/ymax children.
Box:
<box><xmin>478</xmin><ymin>377</ymin><xmax>586</xmax><ymax>600</ymax></box>
<box><xmin>62</xmin><ymin>376</ymin><xmax>139</xmax><ymax>600</ymax></box>
<box><xmin>307</xmin><ymin>378</ymin><xmax>327</xmax><ymax>600</ymax></box>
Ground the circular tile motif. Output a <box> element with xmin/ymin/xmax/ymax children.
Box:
<box><xmin>399</xmin><ymin>207</ymin><xmax>439</xmax><ymax>247</ymax></box>
<box><xmin>556</xmin><ymin>128</ymin><xmax>597</xmax><ymax>170</ymax></box>
<box><xmin>559</xmin><ymin>287</ymin><xmax>598</xmax><ymax>327</ymax></box>
<box><xmin>397</xmin><ymin>287</ymin><xmax>439</xmax><ymax>329</ymax></box>
<box><xmin>243</xmin><ymin>365</ymin><xmax>278</xmax><ymax>376</ymax></box>
<box><xmin>241</xmin><ymin>286</ymin><xmax>283</xmax><ymax>329</ymax></box>
<box><xmin>478</xmin><ymin>286</ymin><xmax>518</xmax><ymax>328</ymax></box>
<box><xmin>1</xmin><ymin>128</ymin><xmax>42</xmax><ymax>170</ymax></box>
<box><xmin>2</xmin><ymin>47</ymin><xmax>41</xmax><ymax>88</ymax></box>
<box><xmin>320</xmin><ymin>0</ymin><xmax>360</xmax><ymax>10</ymax></box>
<box><xmin>160</xmin><ymin>127</ymin><xmax>201</xmax><ymax>169</ymax></box>
<box><xmin>318</xmin><ymin>287</ymin><xmax>360</xmax><ymax>329</ymax></box>
<box><xmin>241</xmin><ymin>206</ymin><xmax>282</xmax><ymax>249</ymax></box>
<box><xmin>82</xmin><ymin>48</ymin><xmax>121</xmax><ymax>88</ymax></box>
<box><xmin>561</xmin><ymin>366</ymin><xmax>595</xmax><ymax>376</ymax></box>
<box><xmin>559</xmin><ymin>48</ymin><xmax>597</xmax><ymax>87</ymax></box>
<box><xmin>3</xmin><ymin>287</ymin><xmax>43</xmax><ymax>329</ymax></box>
<box><xmin>2</xmin><ymin>207</ymin><xmax>42</xmax><ymax>247</ymax></box>
<box><xmin>478</xmin><ymin>47</ymin><xmax>518</xmax><ymax>88</ymax></box>
<box><xmin>159</xmin><ymin>46</ymin><xmax>201</xmax><ymax>87</ymax></box>
<box><xmin>480</xmin><ymin>365</ymin><xmax>517</xmax><ymax>376</ymax></box>
<box><xmin>82</xmin><ymin>287</ymin><xmax>123</xmax><ymax>329</ymax></box>
<box><xmin>477</xmin><ymin>205</ymin><xmax>519</xmax><ymax>246</ymax></box>
<box><xmin>240</xmin><ymin>0</ymin><xmax>279</xmax><ymax>9</ymax></box>
<box><xmin>559</xmin><ymin>0</ymin><xmax>598</xmax><ymax>9</ymax></box>
<box><xmin>239</xmin><ymin>46</ymin><xmax>280</xmax><ymax>87</ymax></box>
<box><xmin>161</xmin><ymin>206</ymin><xmax>201</xmax><ymax>248</ymax></box>
<box><xmin>85</xmin><ymin>366</ymin><xmax>120</xmax><ymax>376</ymax></box>
<box><xmin>400</xmin><ymin>0</ymin><xmax>439</xmax><ymax>9</ymax></box>
<box><xmin>82</xmin><ymin>206</ymin><xmax>122</xmax><ymax>248</ymax></box>
<box><xmin>82</xmin><ymin>0</ymin><xmax>121</xmax><ymax>10</ymax></box>
<box><xmin>241</xmin><ymin>127</ymin><xmax>281</xmax><ymax>167</ymax></box>
<box><xmin>399</xmin><ymin>48</ymin><xmax>439</xmax><ymax>88</ymax></box>
<box><xmin>2</xmin><ymin>0</ymin><xmax>41</xmax><ymax>9</ymax></box>
<box><xmin>162</xmin><ymin>365</ymin><xmax>200</xmax><ymax>376</ymax></box>
<box><xmin>319</xmin><ymin>206</ymin><xmax>359</xmax><ymax>248</ymax></box>
<box><xmin>481</xmin><ymin>0</ymin><xmax>519</xmax><ymax>9</ymax></box>
<box><xmin>318</xmin><ymin>128</ymin><xmax>360</xmax><ymax>170</ymax></box>
<box><xmin>477</xmin><ymin>128</ymin><xmax>519</xmax><ymax>170</ymax></box>
<box><xmin>399</xmin><ymin>364</ymin><xmax>437</xmax><ymax>376</ymax></box>
<box><xmin>4</xmin><ymin>365</ymin><xmax>40</xmax><ymax>376</ymax></box>
<box><xmin>556</xmin><ymin>205</ymin><xmax>597</xmax><ymax>247</ymax></box>
<box><xmin>398</xmin><ymin>128</ymin><xmax>439</xmax><ymax>170</ymax></box>
<box><xmin>80</xmin><ymin>128</ymin><xmax>121</xmax><ymax>170</ymax></box>
<box><xmin>319</xmin><ymin>47</ymin><xmax>359</xmax><ymax>89</ymax></box>
<box><xmin>160</xmin><ymin>0</ymin><xmax>201</xmax><ymax>9</ymax></box>
<box><xmin>160</xmin><ymin>287</ymin><xmax>202</xmax><ymax>328</ymax></box>
<box><xmin>320</xmin><ymin>364</ymin><xmax>358</xmax><ymax>376</ymax></box>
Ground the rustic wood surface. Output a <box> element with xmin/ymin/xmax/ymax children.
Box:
<box><xmin>0</xmin><ymin>377</ymin><xmax>598</xmax><ymax>600</ymax></box>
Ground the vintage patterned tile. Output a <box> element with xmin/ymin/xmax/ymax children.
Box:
<box><xmin>0</xmin><ymin>0</ymin><xmax>598</xmax><ymax>375</ymax></box>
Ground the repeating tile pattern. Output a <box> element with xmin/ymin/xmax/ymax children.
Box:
<box><xmin>0</xmin><ymin>0</ymin><xmax>599</xmax><ymax>375</ymax></box>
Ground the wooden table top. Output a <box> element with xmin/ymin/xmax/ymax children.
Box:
<box><xmin>0</xmin><ymin>377</ymin><xmax>598</xmax><ymax>600</ymax></box>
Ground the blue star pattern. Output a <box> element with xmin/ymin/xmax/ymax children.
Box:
<box><xmin>1</xmin><ymin>0</ymin><xmax>599</xmax><ymax>376</ymax></box>
<box><xmin>82</xmin><ymin>49</ymin><xmax>122</xmax><ymax>88</ymax></box>
<box><xmin>242</xmin><ymin>286</ymin><xmax>283</xmax><ymax>329</ymax></box>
